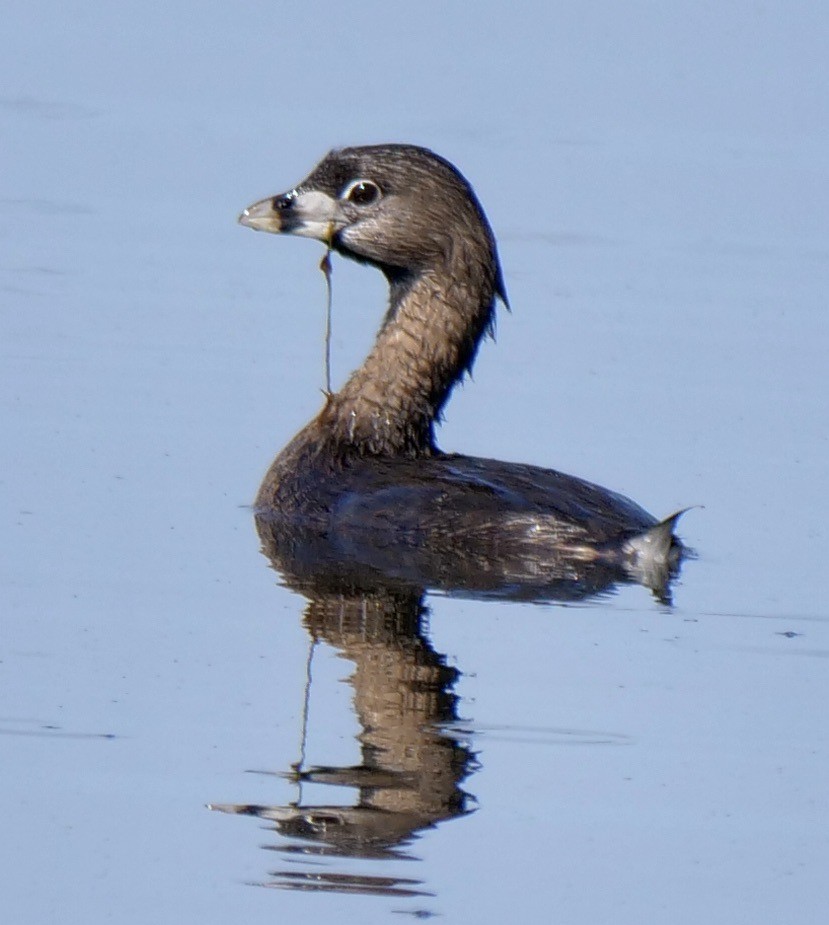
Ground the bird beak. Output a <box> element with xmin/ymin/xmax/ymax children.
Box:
<box><xmin>238</xmin><ymin>189</ymin><xmax>341</xmax><ymax>242</ymax></box>
<box><xmin>238</xmin><ymin>196</ymin><xmax>284</xmax><ymax>234</ymax></box>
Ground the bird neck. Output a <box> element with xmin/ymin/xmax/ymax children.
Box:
<box><xmin>318</xmin><ymin>251</ymin><xmax>497</xmax><ymax>458</ymax></box>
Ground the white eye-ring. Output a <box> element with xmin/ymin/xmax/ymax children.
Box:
<box><xmin>340</xmin><ymin>179</ymin><xmax>382</xmax><ymax>206</ymax></box>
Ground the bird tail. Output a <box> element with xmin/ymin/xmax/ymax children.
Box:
<box><xmin>623</xmin><ymin>509</ymin><xmax>693</xmax><ymax>603</ymax></box>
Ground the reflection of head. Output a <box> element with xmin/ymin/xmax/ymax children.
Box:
<box><xmin>210</xmin><ymin>514</ymin><xmax>476</xmax><ymax>894</ymax></box>
<box><xmin>220</xmin><ymin>573</ymin><xmax>474</xmax><ymax>862</ymax></box>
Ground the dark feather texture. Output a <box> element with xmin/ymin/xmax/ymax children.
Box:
<box><xmin>240</xmin><ymin>144</ymin><xmax>685</xmax><ymax>592</ymax></box>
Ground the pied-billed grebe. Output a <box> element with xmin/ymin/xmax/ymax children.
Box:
<box><xmin>240</xmin><ymin>144</ymin><xmax>684</xmax><ymax>578</ymax></box>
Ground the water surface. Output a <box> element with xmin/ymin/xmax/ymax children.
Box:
<box><xmin>2</xmin><ymin>3</ymin><xmax>828</xmax><ymax>923</ymax></box>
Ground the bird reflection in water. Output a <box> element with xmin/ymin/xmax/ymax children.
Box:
<box><xmin>210</xmin><ymin>517</ymin><xmax>474</xmax><ymax>898</ymax></box>
<box><xmin>209</xmin><ymin>510</ymin><xmax>684</xmax><ymax>899</ymax></box>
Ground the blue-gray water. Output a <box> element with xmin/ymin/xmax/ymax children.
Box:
<box><xmin>3</xmin><ymin>2</ymin><xmax>828</xmax><ymax>922</ymax></box>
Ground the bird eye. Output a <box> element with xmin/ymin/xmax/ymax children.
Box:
<box><xmin>341</xmin><ymin>179</ymin><xmax>381</xmax><ymax>206</ymax></box>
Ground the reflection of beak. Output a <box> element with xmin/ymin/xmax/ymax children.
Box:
<box><xmin>238</xmin><ymin>189</ymin><xmax>341</xmax><ymax>242</ymax></box>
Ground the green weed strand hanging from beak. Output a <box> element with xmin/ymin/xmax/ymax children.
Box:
<box><xmin>319</xmin><ymin>224</ymin><xmax>335</xmax><ymax>400</ymax></box>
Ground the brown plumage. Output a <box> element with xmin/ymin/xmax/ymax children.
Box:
<box><xmin>240</xmin><ymin>144</ymin><xmax>685</xmax><ymax>590</ymax></box>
